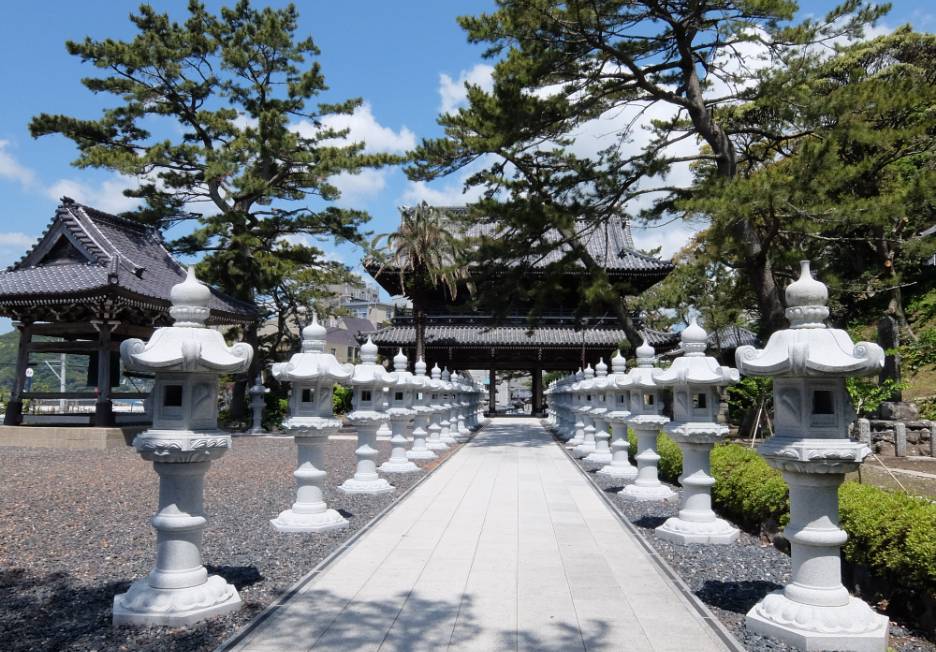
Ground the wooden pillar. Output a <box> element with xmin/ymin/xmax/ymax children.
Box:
<box><xmin>531</xmin><ymin>366</ymin><xmax>543</xmax><ymax>416</ymax></box>
<box><xmin>487</xmin><ymin>369</ymin><xmax>497</xmax><ymax>416</ymax></box>
<box><xmin>3</xmin><ymin>323</ymin><xmax>32</xmax><ymax>426</ymax></box>
<box><xmin>94</xmin><ymin>322</ymin><xmax>116</xmax><ymax>427</ymax></box>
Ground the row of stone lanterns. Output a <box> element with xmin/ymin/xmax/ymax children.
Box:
<box><xmin>112</xmin><ymin>269</ymin><xmax>484</xmax><ymax>627</ymax></box>
<box><xmin>546</xmin><ymin>260</ymin><xmax>889</xmax><ymax>651</ymax></box>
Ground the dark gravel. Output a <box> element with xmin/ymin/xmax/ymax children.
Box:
<box><xmin>575</xmin><ymin>455</ymin><xmax>936</xmax><ymax>652</ymax></box>
<box><xmin>0</xmin><ymin>434</ymin><xmax>458</xmax><ymax>652</ymax></box>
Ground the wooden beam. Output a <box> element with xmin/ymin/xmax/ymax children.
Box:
<box><xmin>3</xmin><ymin>323</ymin><xmax>32</xmax><ymax>426</ymax></box>
<box><xmin>28</xmin><ymin>341</ymin><xmax>120</xmax><ymax>353</ymax></box>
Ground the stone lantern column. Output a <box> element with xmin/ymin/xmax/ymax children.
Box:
<box><xmin>573</xmin><ymin>364</ymin><xmax>598</xmax><ymax>458</ymax></box>
<box><xmin>339</xmin><ymin>337</ymin><xmax>394</xmax><ymax>494</ymax></box>
<box><xmin>380</xmin><ymin>349</ymin><xmax>419</xmax><ymax>473</ymax></box>
<box><xmin>248</xmin><ymin>374</ymin><xmax>270</xmax><ymax>434</ymax></box>
<box><xmin>114</xmin><ymin>268</ymin><xmax>253</xmax><ymax>626</ymax></box>
<box><xmin>620</xmin><ymin>340</ymin><xmax>676</xmax><ymax>501</ymax></box>
<box><xmin>736</xmin><ymin>261</ymin><xmax>889</xmax><ymax>651</ymax></box>
<box><xmin>270</xmin><ymin>315</ymin><xmax>351</xmax><ymax>532</ymax></box>
<box><xmin>439</xmin><ymin>368</ymin><xmax>458</xmax><ymax>445</ymax></box>
<box><xmin>585</xmin><ymin>359</ymin><xmax>613</xmax><ymax>464</ymax></box>
<box><xmin>654</xmin><ymin>320</ymin><xmax>740</xmax><ymax>545</ymax></box>
<box><xmin>455</xmin><ymin>373</ymin><xmax>471</xmax><ymax>442</ymax></box>
<box><xmin>407</xmin><ymin>358</ymin><xmax>437</xmax><ymax>460</ymax></box>
<box><xmin>598</xmin><ymin>350</ymin><xmax>638</xmax><ymax>480</ymax></box>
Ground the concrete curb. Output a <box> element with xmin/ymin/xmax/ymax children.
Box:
<box><xmin>555</xmin><ymin>433</ymin><xmax>747</xmax><ymax>652</ymax></box>
<box><xmin>212</xmin><ymin>425</ymin><xmax>485</xmax><ymax>652</ymax></box>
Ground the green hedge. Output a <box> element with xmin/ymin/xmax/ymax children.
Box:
<box><xmin>840</xmin><ymin>482</ymin><xmax>936</xmax><ymax>596</ymax></box>
<box><xmin>627</xmin><ymin>431</ymin><xmax>936</xmax><ymax>603</ymax></box>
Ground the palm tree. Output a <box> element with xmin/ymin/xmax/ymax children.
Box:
<box><xmin>370</xmin><ymin>203</ymin><xmax>472</xmax><ymax>360</ymax></box>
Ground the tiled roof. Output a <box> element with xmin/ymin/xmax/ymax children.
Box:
<box><xmin>0</xmin><ymin>199</ymin><xmax>256</xmax><ymax>324</ymax></box>
<box><xmin>370</xmin><ymin>324</ymin><xmax>632</xmax><ymax>348</ymax></box>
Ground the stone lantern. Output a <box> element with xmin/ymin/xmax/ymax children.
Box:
<box><xmin>339</xmin><ymin>337</ymin><xmax>394</xmax><ymax>494</ymax></box>
<box><xmin>439</xmin><ymin>368</ymin><xmax>458</xmax><ymax>445</ymax></box>
<box><xmin>407</xmin><ymin>357</ymin><xmax>437</xmax><ymax>460</ymax></box>
<box><xmin>114</xmin><ymin>268</ymin><xmax>253</xmax><ymax>626</ymax></box>
<box><xmin>653</xmin><ymin>319</ymin><xmax>740</xmax><ymax>544</ymax></box>
<box><xmin>598</xmin><ymin>350</ymin><xmax>638</xmax><ymax>480</ymax></box>
<box><xmin>584</xmin><ymin>358</ymin><xmax>613</xmax><ymax>464</ymax></box>
<box><xmin>454</xmin><ymin>373</ymin><xmax>471</xmax><ymax>442</ymax></box>
<box><xmin>620</xmin><ymin>339</ymin><xmax>676</xmax><ymax>501</ymax></box>
<box><xmin>380</xmin><ymin>349</ymin><xmax>420</xmax><ymax>473</ymax></box>
<box><xmin>736</xmin><ymin>261</ymin><xmax>888</xmax><ymax>651</ymax></box>
<box><xmin>425</xmin><ymin>364</ymin><xmax>449</xmax><ymax>451</ymax></box>
<box><xmin>564</xmin><ymin>369</ymin><xmax>585</xmax><ymax>445</ymax></box>
<box><xmin>572</xmin><ymin>364</ymin><xmax>597</xmax><ymax>458</ymax></box>
<box><xmin>270</xmin><ymin>315</ymin><xmax>351</xmax><ymax>532</ymax></box>
<box><xmin>248</xmin><ymin>374</ymin><xmax>269</xmax><ymax>434</ymax></box>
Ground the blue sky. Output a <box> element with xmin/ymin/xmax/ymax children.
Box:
<box><xmin>0</xmin><ymin>1</ymin><xmax>932</xmax><ymax>334</ymax></box>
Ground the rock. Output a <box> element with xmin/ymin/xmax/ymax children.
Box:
<box><xmin>878</xmin><ymin>401</ymin><xmax>920</xmax><ymax>422</ymax></box>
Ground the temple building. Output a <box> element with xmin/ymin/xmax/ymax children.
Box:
<box><xmin>365</xmin><ymin>208</ymin><xmax>676</xmax><ymax>415</ymax></box>
<box><xmin>0</xmin><ymin>198</ymin><xmax>255</xmax><ymax>430</ymax></box>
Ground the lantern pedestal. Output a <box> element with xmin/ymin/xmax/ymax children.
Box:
<box><xmin>746</xmin><ymin>443</ymin><xmax>888</xmax><ymax>652</ymax></box>
<box><xmin>573</xmin><ymin>415</ymin><xmax>597</xmax><ymax>458</ymax></box>
<box><xmin>113</xmin><ymin>446</ymin><xmax>241</xmax><ymax>626</ymax></box>
<box><xmin>598</xmin><ymin>420</ymin><xmax>638</xmax><ymax>480</ymax></box>
<box><xmin>340</xmin><ymin>418</ymin><xmax>394</xmax><ymax>494</ymax></box>
<box><xmin>566</xmin><ymin>408</ymin><xmax>586</xmax><ymax>447</ymax></box>
<box><xmin>407</xmin><ymin>413</ymin><xmax>437</xmax><ymax>460</ymax></box>
<box><xmin>380</xmin><ymin>411</ymin><xmax>419</xmax><ymax>473</ymax></box>
<box><xmin>584</xmin><ymin>413</ymin><xmax>612</xmax><ymax>464</ymax></box>
<box><xmin>272</xmin><ymin>420</ymin><xmax>348</xmax><ymax>533</ymax></box>
<box><xmin>655</xmin><ymin>435</ymin><xmax>738</xmax><ymax>545</ymax></box>
<box><xmin>620</xmin><ymin>420</ymin><xmax>675</xmax><ymax>501</ymax></box>
<box><xmin>426</xmin><ymin>413</ymin><xmax>448</xmax><ymax>450</ymax></box>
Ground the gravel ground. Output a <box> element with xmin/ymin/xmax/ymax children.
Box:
<box><xmin>0</xmin><ymin>434</ymin><xmax>459</xmax><ymax>652</ymax></box>
<box><xmin>573</xmin><ymin>452</ymin><xmax>936</xmax><ymax>652</ymax></box>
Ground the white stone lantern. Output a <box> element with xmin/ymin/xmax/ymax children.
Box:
<box><xmin>407</xmin><ymin>357</ymin><xmax>437</xmax><ymax>460</ymax></box>
<box><xmin>736</xmin><ymin>261</ymin><xmax>888</xmax><ymax>651</ymax></box>
<box><xmin>114</xmin><ymin>268</ymin><xmax>253</xmax><ymax>626</ymax></box>
<box><xmin>439</xmin><ymin>368</ymin><xmax>458</xmax><ymax>445</ymax></box>
<box><xmin>380</xmin><ymin>349</ymin><xmax>419</xmax><ymax>473</ymax></box>
<box><xmin>620</xmin><ymin>339</ymin><xmax>676</xmax><ymax>501</ymax></box>
<box><xmin>425</xmin><ymin>363</ymin><xmax>449</xmax><ymax>451</ymax></box>
<box><xmin>339</xmin><ymin>337</ymin><xmax>394</xmax><ymax>494</ymax></box>
<box><xmin>248</xmin><ymin>373</ymin><xmax>269</xmax><ymax>434</ymax></box>
<box><xmin>584</xmin><ymin>358</ymin><xmax>613</xmax><ymax>464</ymax></box>
<box><xmin>565</xmin><ymin>368</ymin><xmax>586</xmax><ymax>445</ymax></box>
<box><xmin>598</xmin><ymin>350</ymin><xmax>638</xmax><ymax>480</ymax></box>
<box><xmin>270</xmin><ymin>315</ymin><xmax>351</xmax><ymax>532</ymax></box>
<box><xmin>572</xmin><ymin>364</ymin><xmax>597</xmax><ymax>458</ymax></box>
<box><xmin>653</xmin><ymin>319</ymin><xmax>740</xmax><ymax>545</ymax></box>
<box><xmin>454</xmin><ymin>372</ymin><xmax>471</xmax><ymax>441</ymax></box>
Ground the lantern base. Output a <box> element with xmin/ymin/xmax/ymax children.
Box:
<box><xmin>406</xmin><ymin>449</ymin><xmax>437</xmax><ymax>460</ymax></box>
<box><xmin>270</xmin><ymin>508</ymin><xmax>349</xmax><ymax>533</ymax></box>
<box><xmin>597</xmin><ymin>463</ymin><xmax>638</xmax><ymax>481</ymax></box>
<box><xmin>426</xmin><ymin>441</ymin><xmax>449</xmax><ymax>451</ymax></box>
<box><xmin>572</xmin><ymin>442</ymin><xmax>595</xmax><ymax>458</ymax></box>
<box><xmin>619</xmin><ymin>483</ymin><xmax>676</xmax><ymax>502</ymax></box>
<box><xmin>379</xmin><ymin>458</ymin><xmax>420</xmax><ymax>473</ymax></box>
<box><xmin>113</xmin><ymin>574</ymin><xmax>240</xmax><ymax>627</ymax></box>
<box><xmin>655</xmin><ymin>515</ymin><xmax>739</xmax><ymax>545</ymax></box>
<box><xmin>584</xmin><ymin>450</ymin><xmax>613</xmax><ymax>464</ymax></box>
<box><xmin>746</xmin><ymin>591</ymin><xmax>888</xmax><ymax>652</ymax></box>
<box><xmin>338</xmin><ymin>476</ymin><xmax>395</xmax><ymax>494</ymax></box>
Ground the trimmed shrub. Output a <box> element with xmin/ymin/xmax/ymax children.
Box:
<box><xmin>333</xmin><ymin>385</ymin><xmax>353</xmax><ymax>415</ymax></box>
<box><xmin>840</xmin><ymin>482</ymin><xmax>936</xmax><ymax>597</ymax></box>
<box><xmin>710</xmin><ymin>444</ymin><xmax>789</xmax><ymax>530</ymax></box>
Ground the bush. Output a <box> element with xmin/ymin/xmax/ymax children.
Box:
<box><xmin>840</xmin><ymin>482</ymin><xmax>936</xmax><ymax>597</ymax></box>
<box><xmin>333</xmin><ymin>385</ymin><xmax>353</xmax><ymax>415</ymax></box>
<box><xmin>710</xmin><ymin>444</ymin><xmax>789</xmax><ymax>530</ymax></box>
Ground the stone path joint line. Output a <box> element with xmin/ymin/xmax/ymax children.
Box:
<box><xmin>229</xmin><ymin>417</ymin><xmax>732</xmax><ymax>652</ymax></box>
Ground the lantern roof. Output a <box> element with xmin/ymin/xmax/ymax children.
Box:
<box><xmin>121</xmin><ymin>268</ymin><xmax>253</xmax><ymax>374</ymax></box>
<box><xmin>627</xmin><ymin>336</ymin><xmax>662</xmax><ymax>389</ymax></box>
<box><xmin>653</xmin><ymin>318</ymin><xmax>739</xmax><ymax>386</ymax></box>
<box><xmin>736</xmin><ymin>261</ymin><xmax>884</xmax><ymax>377</ymax></box>
<box><xmin>349</xmin><ymin>336</ymin><xmax>394</xmax><ymax>386</ymax></box>
<box><xmin>388</xmin><ymin>348</ymin><xmax>418</xmax><ymax>389</ymax></box>
<box><xmin>272</xmin><ymin>314</ymin><xmax>350</xmax><ymax>384</ymax></box>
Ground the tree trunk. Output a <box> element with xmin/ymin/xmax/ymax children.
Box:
<box><xmin>415</xmin><ymin>307</ymin><xmax>426</xmax><ymax>363</ymax></box>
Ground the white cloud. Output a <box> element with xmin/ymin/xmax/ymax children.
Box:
<box><xmin>330</xmin><ymin>168</ymin><xmax>388</xmax><ymax>203</ymax></box>
<box><xmin>47</xmin><ymin>175</ymin><xmax>141</xmax><ymax>214</ymax></box>
<box><xmin>631</xmin><ymin>220</ymin><xmax>702</xmax><ymax>260</ymax></box>
<box><xmin>439</xmin><ymin>64</ymin><xmax>494</xmax><ymax>114</ymax></box>
<box><xmin>0</xmin><ymin>232</ymin><xmax>37</xmax><ymax>249</ymax></box>
<box><xmin>293</xmin><ymin>103</ymin><xmax>416</xmax><ymax>154</ymax></box>
<box><xmin>400</xmin><ymin>179</ymin><xmax>485</xmax><ymax>206</ymax></box>
<box><xmin>0</xmin><ymin>140</ymin><xmax>37</xmax><ymax>188</ymax></box>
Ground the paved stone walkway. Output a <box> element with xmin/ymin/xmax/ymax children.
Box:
<box><xmin>230</xmin><ymin>418</ymin><xmax>732</xmax><ymax>652</ymax></box>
